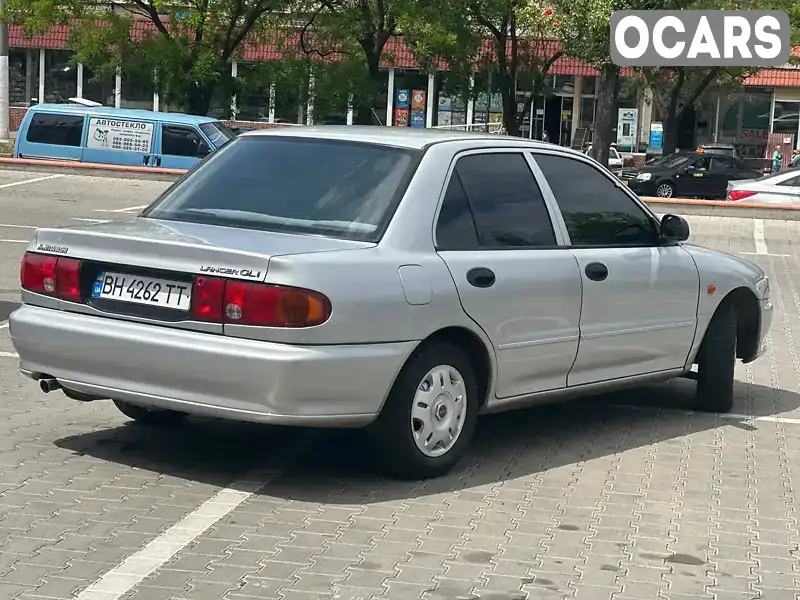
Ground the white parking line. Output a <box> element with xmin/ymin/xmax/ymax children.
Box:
<box><xmin>0</xmin><ymin>322</ymin><xmax>8</xmax><ymax>329</ymax></box>
<box><xmin>0</xmin><ymin>239</ymin><xmax>28</xmax><ymax>243</ymax></box>
<box><xmin>71</xmin><ymin>218</ymin><xmax>110</xmax><ymax>223</ymax></box>
<box><xmin>0</xmin><ymin>223</ymin><xmax>35</xmax><ymax>229</ymax></box>
<box><xmin>0</xmin><ymin>351</ymin><xmax>18</xmax><ymax>358</ymax></box>
<box><xmin>0</xmin><ymin>174</ymin><xmax>64</xmax><ymax>189</ymax></box>
<box><xmin>94</xmin><ymin>204</ymin><xmax>148</xmax><ymax>214</ymax></box>
<box><xmin>74</xmin><ymin>432</ymin><xmax>316</xmax><ymax>600</ymax></box>
<box><xmin>753</xmin><ymin>219</ymin><xmax>769</xmax><ymax>255</ymax></box>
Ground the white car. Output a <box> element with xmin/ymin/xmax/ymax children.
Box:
<box><xmin>585</xmin><ymin>145</ymin><xmax>623</xmax><ymax>176</ymax></box>
<box><xmin>726</xmin><ymin>169</ymin><xmax>800</xmax><ymax>204</ymax></box>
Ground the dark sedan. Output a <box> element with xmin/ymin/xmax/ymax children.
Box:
<box><xmin>623</xmin><ymin>152</ymin><xmax>762</xmax><ymax>199</ymax></box>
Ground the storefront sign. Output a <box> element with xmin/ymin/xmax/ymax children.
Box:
<box><xmin>649</xmin><ymin>122</ymin><xmax>663</xmax><ymax>151</ymax></box>
<box><xmin>86</xmin><ymin>118</ymin><xmax>153</xmax><ymax>153</ymax></box>
<box><xmin>395</xmin><ymin>89</ymin><xmax>410</xmax><ymax>109</ymax></box>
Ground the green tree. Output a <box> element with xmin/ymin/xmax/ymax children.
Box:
<box><xmin>4</xmin><ymin>0</ymin><xmax>289</xmax><ymax>115</ymax></box>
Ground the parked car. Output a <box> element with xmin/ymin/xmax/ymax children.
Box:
<box><xmin>9</xmin><ymin>127</ymin><xmax>772</xmax><ymax>479</ymax></box>
<box><xmin>584</xmin><ymin>144</ymin><xmax>623</xmax><ymax>176</ymax></box>
<box><xmin>13</xmin><ymin>104</ymin><xmax>235</xmax><ymax>170</ymax></box>
<box><xmin>696</xmin><ymin>143</ymin><xmax>739</xmax><ymax>159</ymax></box>
<box><xmin>726</xmin><ymin>169</ymin><xmax>800</xmax><ymax>204</ymax></box>
<box><xmin>622</xmin><ymin>152</ymin><xmax>762</xmax><ymax>198</ymax></box>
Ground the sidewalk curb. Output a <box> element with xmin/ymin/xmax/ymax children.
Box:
<box><xmin>642</xmin><ymin>197</ymin><xmax>800</xmax><ymax>220</ymax></box>
<box><xmin>0</xmin><ymin>158</ymin><xmax>185</xmax><ymax>182</ymax></box>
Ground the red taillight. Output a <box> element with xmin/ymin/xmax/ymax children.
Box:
<box><xmin>21</xmin><ymin>252</ymin><xmax>82</xmax><ymax>302</ymax></box>
<box><xmin>191</xmin><ymin>276</ymin><xmax>225</xmax><ymax>321</ymax></box>
<box><xmin>190</xmin><ymin>275</ymin><xmax>331</xmax><ymax>327</ymax></box>
<box><xmin>224</xmin><ymin>281</ymin><xmax>331</xmax><ymax>327</ymax></box>
<box><xmin>57</xmin><ymin>258</ymin><xmax>82</xmax><ymax>302</ymax></box>
<box><xmin>728</xmin><ymin>190</ymin><xmax>757</xmax><ymax>202</ymax></box>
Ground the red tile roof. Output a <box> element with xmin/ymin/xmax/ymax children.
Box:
<box><xmin>10</xmin><ymin>22</ymin><xmax>800</xmax><ymax>87</ymax></box>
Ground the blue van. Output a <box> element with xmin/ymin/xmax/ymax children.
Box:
<box><xmin>13</xmin><ymin>105</ymin><xmax>235</xmax><ymax>170</ymax></box>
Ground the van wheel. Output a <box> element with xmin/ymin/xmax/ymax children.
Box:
<box><xmin>695</xmin><ymin>303</ymin><xmax>737</xmax><ymax>413</ymax></box>
<box><xmin>113</xmin><ymin>400</ymin><xmax>188</xmax><ymax>426</ymax></box>
<box><xmin>369</xmin><ymin>342</ymin><xmax>479</xmax><ymax>480</ymax></box>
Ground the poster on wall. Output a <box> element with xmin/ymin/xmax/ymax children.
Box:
<box><xmin>410</xmin><ymin>109</ymin><xmax>426</xmax><ymax>128</ymax></box>
<box><xmin>438</xmin><ymin>96</ymin><xmax>452</xmax><ymax>112</ymax></box>
<box><xmin>86</xmin><ymin>118</ymin><xmax>154</xmax><ymax>153</ymax></box>
<box><xmin>395</xmin><ymin>89</ymin><xmax>410</xmax><ymax>109</ymax></box>
<box><xmin>649</xmin><ymin>122</ymin><xmax>663</xmax><ymax>152</ymax></box>
<box><xmin>616</xmin><ymin>108</ymin><xmax>638</xmax><ymax>152</ymax></box>
<box><xmin>394</xmin><ymin>108</ymin><xmax>409</xmax><ymax>127</ymax></box>
<box><xmin>437</xmin><ymin>111</ymin><xmax>452</xmax><ymax>127</ymax></box>
<box><xmin>411</xmin><ymin>90</ymin><xmax>426</xmax><ymax>110</ymax></box>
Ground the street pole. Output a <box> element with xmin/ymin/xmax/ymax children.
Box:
<box><xmin>0</xmin><ymin>0</ymin><xmax>9</xmax><ymax>140</ymax></box>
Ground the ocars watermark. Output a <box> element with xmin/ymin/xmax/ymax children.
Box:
<box><xmin>610</xmin><ymin>11</ymin><xmax>791</xmax><ymax>67</ymax></box>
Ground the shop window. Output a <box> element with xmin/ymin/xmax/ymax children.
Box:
<box><xmin>83</xmin><ymin>65</ymin><xmax>116</xmax><ymax>106</ymax></box>
<box><xmin>44</xmin><ymin>50</ymin><xmax>78</xmax><ymax>103</ymax></box>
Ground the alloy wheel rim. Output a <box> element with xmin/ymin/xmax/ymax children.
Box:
<box><xmin>411</xmin><ymin>365</ymin><xmax>467</xmax><ymax>458</ymax></box>
<box><xmin>657</xmin><ymin>184</ymin><xmax>674</xmax><ymax>198</ymax></box>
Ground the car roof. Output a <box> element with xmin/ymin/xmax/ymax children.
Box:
<box><xmin>242</xmin><ymin>125</ymin><xmax>572</xmax><ymax>152</ymax></box>
<box><xmin>28</xmin><ymin>104</ymin><xmax>219</xmax><ymax>125</ymax></box>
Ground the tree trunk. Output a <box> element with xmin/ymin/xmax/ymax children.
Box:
<box><xmin>662</xmin><ymin>112</ymin><xmax>681</xmax><ymax>154</ymax></box>
<box><xmin>590</xmin><ymin>65</ymin><xmax>620</xmax><ymax>168</ymax></box>
<box><xmin>354</xmin><ymin>51</ymin><xmax>383</xmax><ymax>125</ymax></box>
<box><xmin>500</xmin><ymin>72</ymin><xmax>518</xmax><ymax>136</ymax></box>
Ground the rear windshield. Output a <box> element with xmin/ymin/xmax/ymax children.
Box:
<box><xmin>142</xmin><ymin>136</ymin><xmax>419</xmax><ymax>242</ymax></box>
<box><xmin>199</xmin><ymin>122</ymin><xmax>235</xmax><ymax>148</ymax></box>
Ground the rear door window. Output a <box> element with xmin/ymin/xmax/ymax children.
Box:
<box><xmin>26</xmin><ymin>113</ymin><xmax>85</xmax><ymax>147</ymax></box>
<box><xmin>142</xmin><ymin>136</ymin><xmax>419</xmax><ymax>242</ymax></box>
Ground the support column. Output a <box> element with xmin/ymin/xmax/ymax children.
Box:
<box><xmin>76</xmin><ymin>63</ymin><xmax>84</xmax><ymax>98</ymax></box>
<box><xmin>230</xmin><ymin>60</ymin><xmax>238</xmax><ymax>119</ymax></box>
<box><xmin>570</xmin><ymin>76</ymin><xmax>582</xmax><ymax>145</ymax></box>
<box><xmin>347</xmin><ymin>93</ymin><xmax>354</xmax><ymax>125</ymax></box>
<box><xmin>38</xmin><ymin>48</ymin><xmax>45</xmax><ymax>104</ymax></box>
<box><xmin>306</xmin><ymin>72</ymin><xmax>315</xmax><ymax>125</ymax></box>
<box><xmin>114</xmin><ymin>64</ymin><xmax>122</xmax><ymax>108</ymax></box>
<box><xmin>268</xmin><ymin>83</ymin><xmax>276</xmax><ymax>123</ymax></box>
<box><xmin>385</xmin><ymin>67</ymin><xmax>395</xmax><ymax>126</ymax></box>
<box><xmin>713</xmin><ymin>95</ymin><xmax>720</xmax><ymax>142</ymax></box>
<box><xmin>426</xmin><ymin>71</ymin><xmax>435</xmax><ymax>128</ymax></box>
<box><xmin>768</xmin><ymin>89</ymin><xmax>776</xmax><ymax>134</ymax></box>
<box><xmin>466</xmin><ymin>73</ymin><xmax>475</xmax><ymax>126</ymax></box>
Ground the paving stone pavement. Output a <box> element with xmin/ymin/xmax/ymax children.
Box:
<box><xmin>1</xmin><ymin>173</ymin><xmax>800</xmax><ymax>600</ymax></box>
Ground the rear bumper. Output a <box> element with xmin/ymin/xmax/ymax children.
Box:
<box><xmin>10</xmin><ymin>305</ymin><xmax>416</xmax><ymax>427</ymax></box>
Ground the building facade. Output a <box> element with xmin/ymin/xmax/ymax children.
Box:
<box><xmin>8</xmin><ymin>24</ymin><xmax>800</xmax><ymax>159</ymax></box>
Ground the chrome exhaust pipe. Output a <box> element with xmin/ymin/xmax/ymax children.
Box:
<box><xmin>39</xmin><ymin>378</ymin><xmax>62</xmax><ymax>393</ymax></box>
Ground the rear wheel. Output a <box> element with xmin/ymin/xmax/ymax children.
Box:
<box><xmin>113</xmin><ymin>399</ymin><xmax>188</xmax><ymax>426</ymax></box>
<box><xmin>369</xmin><ymin>342</ymin><xmax>479</xmax><ymax>480</ymax></box>
<box><xmin>695</xmin><ymin>303</ymin><xmax>737</xmax><ymax>413</ymax></box>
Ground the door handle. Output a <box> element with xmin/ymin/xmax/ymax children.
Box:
<box><xmin>585</xmin><ymin>262</ymin><xmax>609</xmax><ymax>282</ymax></box>
<box><xmin>154</xmin><ymin>156</ymin><xmax>162</xmax><ymax>167</ymax></box>
<box><xmin>466</xmin><ymin>267</ymin><xmax>496</xmax><ymax>288</ymax></box>
<box><xmin>143</xmin><ymin>155</ymin><xmax>150</xmax><ymax>166</ymax></box>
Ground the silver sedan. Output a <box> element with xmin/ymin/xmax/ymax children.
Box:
<box><xmin>726</xmin><ymin>169</ymin><xmax>800</xmax><ymax>204</ymax></box>
<box><xmin>10</xmin><ymin>127</ymin><xmax>773</xmax><ymax>479</ymax></box>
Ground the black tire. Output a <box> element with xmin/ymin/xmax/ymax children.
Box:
<box><xmin>368</xmin><ymin>342</ymin><xmax>480</xmax><ymax>480</ymax></box>
<box><xmin>695</xmin><ymin>303</ymin><xmax>737</xmax><ymax>413</ymax></box>
<box><xmin>113</xmin><ymin>399</ymin><xmax>188</xmax><ymax>426</ymax></box>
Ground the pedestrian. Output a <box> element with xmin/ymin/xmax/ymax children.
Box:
<box><xmin>791</xmin><ymin>149</ymin><xmax>800</xmax><ymax>169</ymax></box>
<box><xmin>772</xmin><ymin>146</ymin><xmax>783</xmax><ymax>174</ymax></box>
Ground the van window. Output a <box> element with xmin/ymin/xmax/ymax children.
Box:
<box><xmin>26</xmin><ymin>113</ymin><xmax>85</xmax><ymax>147</ymax></box>
<box><xmin>162</xmin><ymin>125</ymin><xmax>211</xmax><ymax>158</ymax></box>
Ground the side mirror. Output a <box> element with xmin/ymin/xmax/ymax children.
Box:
<box><xmin>686</xmin><ymin>165</ymin><xmax>697</xmax><ymax>173</ymax></box>
<box><xmin>660</xmin><ymin>214</ymin><xmax>690</xmax><ymax>242</ymax></box>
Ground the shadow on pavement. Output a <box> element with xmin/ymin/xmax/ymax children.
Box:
<box><xmin>0</xmin><ymin>300</ymin><xmax>20</xmax><ymax>321</ymax></box>
<box><xmin>53</xmin><ymin>378</ymin><xmax>799</xmax><ymax>501</ymax></box>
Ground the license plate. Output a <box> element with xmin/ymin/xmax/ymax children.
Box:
<box><xmin>91</xmin><ymin>272</ymin><xmax>192</xmax><ymax>311</ymax></box>
<box><xmin>622</xmin><ymin>180</ymin><xmax>628</xmax><ymax>185</ymax></box>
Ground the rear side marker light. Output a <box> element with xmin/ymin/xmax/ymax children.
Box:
<box><xmin>190</xmin><ymin>276</ymin><xmax>331</xmax><ymax>328</ymax></box>
<box><xmin>21</xmin><ymin>252</ymin><xmax>83</xmax><ymax>302</ymax></box>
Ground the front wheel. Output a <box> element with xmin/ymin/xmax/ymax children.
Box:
<box><xmin>113</xmin><ymin>399</ymin><xmax>188</xmax><ymax>426</ymax></box>
<box><xmin>369</xmin><ymin>342</ymin><xmax>479</xmax><ymax>480</ymax></box>
<box><xmin>656</xmin><ymin>182</ymin><xmax>675</xmax><ymax>198</ymax></box>
<box><xmin>695</xmin><ymin>303</ymin><xmax>737</xmax><ymax>413</ymax></box>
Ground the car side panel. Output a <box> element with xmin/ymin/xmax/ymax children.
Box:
<box><xmin>567</xmin><ymin>245</ymin><xmax>700</xmax><ymax>386</ymax></box>
<box><xmin>439</xmin><ymin>249</ymin><xmax>582</xmax><ymax>398</ymax></box>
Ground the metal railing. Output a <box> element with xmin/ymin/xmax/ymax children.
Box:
<box><xmin>431</xmin><ymin>123</ymin><xmax>507</xmax><ymax>134</ymax></box>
